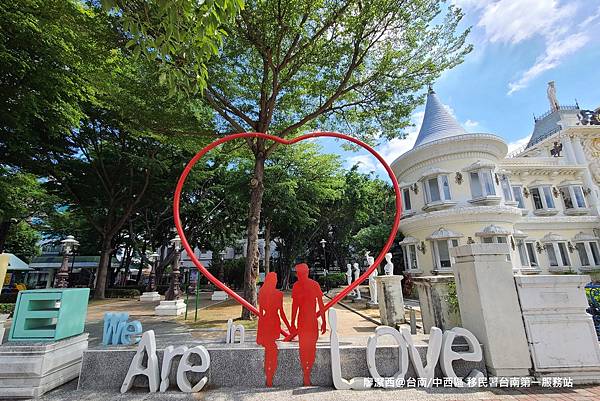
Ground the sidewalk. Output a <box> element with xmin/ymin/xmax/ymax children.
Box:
<box><xmin>40</xmin><ymin>379</ymin><xmax>600</xmax><ymax>401</ymax></box>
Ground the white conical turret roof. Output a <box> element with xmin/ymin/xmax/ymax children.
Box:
<box><xmin>413</xmin><ymin>88</ymin><xmax>467</xmax><ymax>148</ymax></box>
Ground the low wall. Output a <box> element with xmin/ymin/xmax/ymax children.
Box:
<box><xmin>78</xmin><ymin>342</ymin><xmax>487</xmax><ymax>390</ymax></box>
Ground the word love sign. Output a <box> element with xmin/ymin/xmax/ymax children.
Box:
<box><xmin>120</xmin><ymin>313</ymin><xmax>483</xmax><ymax>393</ymax></box>
<box><xmin>328</xmin><ymin>309</ymin><xmax>484</xmax><ymax>390</ymax></box>
<box><xmin>173</xmin><ymin>131</ymin><xmax>403</xmax><ymax>331</ymax></box>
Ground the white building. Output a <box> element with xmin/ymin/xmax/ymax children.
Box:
<box><xmin>393</xmin><ymin>84</ymin><xmax>600</xmax><ymax>277</ymax></box>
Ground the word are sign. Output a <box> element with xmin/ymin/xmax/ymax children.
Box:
<box><xmin>121</xmin><ymin>330</ymin><xmax>210</xmax><ymax>393</ymax></box>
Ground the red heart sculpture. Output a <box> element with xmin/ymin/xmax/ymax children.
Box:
<box><xmin>173</xmin><ymin>131</ymin><xmax>402</xmax><ymax>336</ymax></box>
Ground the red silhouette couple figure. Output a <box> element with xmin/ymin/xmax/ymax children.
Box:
<box><xmin>256</xmin><ymin>264</ymin><xmax>326</xmax><ymax>387</ymax></box>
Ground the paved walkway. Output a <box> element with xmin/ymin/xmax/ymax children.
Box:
<box><xmin>40</xmin><ymin>380</ymin><xmax>600</xmax><ymax>401</ymax></box>
<box><xmin>84</xmin><ymin>287</ymin><xmax>426</xmax><ymax>348</ymax></box>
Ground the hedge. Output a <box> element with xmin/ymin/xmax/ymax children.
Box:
<box><xmin>317</xmin><ymin>272</ymin><xmax>348</xmax><ymax>288</ymax></box>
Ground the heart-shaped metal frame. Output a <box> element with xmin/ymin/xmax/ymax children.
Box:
<box><xmin>173</xmin><ymin>131</ymin><xmax>402</xmax><ymax>337</ymax></box>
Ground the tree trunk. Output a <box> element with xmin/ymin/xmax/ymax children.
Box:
<box><xmin>264</xmin><ymin>218</ymin><xmax>271</xmax><ymax>275</ymax></box>
<box><xmin>241</xmin><ymin>152</ymin><xmax>266</xmax><ymax>320</ymax></box>
<box><xmin>0</xmin><ymin>221</ymin><xmax>11</xmax><ymax>253</ymax></box>
<box><xmin>94</xmin><ymin>237</ymin><xmax>112</xmax><ymax>299</ymax></box>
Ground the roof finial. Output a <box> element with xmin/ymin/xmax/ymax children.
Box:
<box><xmin>547</xmin><ymin>81</ymin><xmax>559</xmax><ymax>112</ymax></box>
<box><xmin>428</xmin><ymin>84</ymin><xmax>435</xmax><ymax>94</ymax></box>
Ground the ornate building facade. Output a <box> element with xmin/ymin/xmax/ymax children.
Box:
<box><xmin>392</xmin><ymin>84</ymin><xmax>600</xmax><ymax>276</ymax></box>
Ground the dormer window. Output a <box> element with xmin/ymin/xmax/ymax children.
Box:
<box><xmin>499</xmin><ymin>175</ymin><xmax>519</xmax><ymax>206</ymax></box>
<box><xmin>559</xmin><ymin>184</ymin><xmax>589</xmax><ymax>215</ymax></box>
<box><xmin>541</xmin><ymin>233</ymin><xmax>571</xmax><ymax>270</ymax></box>
<box><xmin>427</xmin><ymin>227</ymin><xmax>462</xmax><ymax>273</ymax></box>
<box><xmin>511</xmin><ymin>185</ymin><xmax>526</xmax><ymax>209</ymax></box>
<box><xmin>464</xmin><ymin>161</ymin><xmax>501</xmax><ymax>205</ymax></box>
<box><xmin>402</xmin><ymin>187</ymin><xmax>414</xmax><ymax>216</ymax></box>
<box><xmin>399</xmin><ymin>237</ymin><xmax>420</xmax><ymax>272</ymax></box>
<box><xmin>470</xmin><ymin>169</ymin><xmax>495</xmax><ymax>198</ymax></box>
<box><xmin>573</xmin><ymin>232</ymin><xmax>600</xmax><ymax>269</ymax></box>
<box><xmin>419</xmin><ymin>169</ymin><xmax>456</xmax><ymax>212</ymax></box>
<box><xmin>529</xmin><ymin>185</ymin><xmax>558</xmax><ymax>216</ymax></box>
<box><xmin>476</xmin><ymin>224</ymin><xmax>511</xmax><ymax>261</ymax></box>
<box><xmin>424</xmin><ymin>175</ymin><xmax>451</xmax><ymax>203</ymax></box>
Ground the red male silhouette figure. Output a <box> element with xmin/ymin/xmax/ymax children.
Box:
<box><xmin>256</xmin><ymin>272</ymin><xmax>291</xmax><ymax>387</ymax></box>
<box><xmin>291</xmin><ymin>263</ymin><xmax>326</xmax><ymax>386</ymax></box>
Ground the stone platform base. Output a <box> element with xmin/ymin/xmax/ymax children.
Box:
<box><xmin>140</xmin><ymin>291</ymin><xmax>161</xmax><ymax>302</ymax></box>
<box><xmin>211</xmin><ymin>291</ymin><xmax>229</xmax><ymax>301</ymax></box>
<box><xmin>78</xmin><ymin>342</ymin><xmax>486</xmax><ymax>391</ymax></box>
<box><xmin>0</xmin><ymin>333</ymin><xmax>88</xmax><ymax>399</ymax></box>
<box><xmin>154</xmin><ymin>299</ymin><xmax>186</xmax><ymax>316</ymax></box>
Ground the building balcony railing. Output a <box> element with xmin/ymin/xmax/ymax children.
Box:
<box><xmin>534</xmin><ymin>105</ymin><xmax>579</xmax><ymax>122</ymax></box>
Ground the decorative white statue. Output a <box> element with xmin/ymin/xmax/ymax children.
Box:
<box><xmin>353</xmin><ymin>262</ymin><xmax>361</xmax><ymax>300</ymax></box>
<box><xmin>345</xmin><ymin>264</ymin><xmax>352</xmax><ymax>284</ymax></box>
<box><xmin>366</xmin><ymin>251</ymin><xmax>377</xmax><ymax>305</ymax></box>
<box><xmin>547</xmin><ymin>81</ymin><xmax>559</xmax><ymax>111</ymax></box>
<box><xmin>345</xmin><ymin>263</ymin><xmax>353</xmax><ymax>294</ymax></box>
<box><xmin>383</xmin><ymin>252</ymin><xmax>394</xmax><ymax>276</ymax></box>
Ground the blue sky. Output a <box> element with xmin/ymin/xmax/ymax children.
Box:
<box><xmin>332</xmin><ymin>0</ymin><xmax>600</xmax><ymax>178</ymax></box>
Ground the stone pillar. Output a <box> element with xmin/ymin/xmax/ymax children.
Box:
<box><xmin>0</xmin><ymin>254</ymin><xmax>8</xmax><ymax>293</ymax></box>
<box><xmin>375</xmin><ymin>275</ymin><xmax>405</xmax><ymax>327</ymax></box>
<box><xmin>450</xmin><ymin>244</ymin><xmax>531</xmax><ymax>377</ymax></box>
<box><xmin>412</xmin><ymin>275</ymin><xmax>461</xmax><ymax>334</ymax></box>
<box><xmin>572</xmin><ymin>137</ymin><xmax>587</xmax><ymax>164</ymax></box>
<box><xmin>515</xmin><ymin>275</ymin><xmax>600</xmax><ymax>384</ymax></box>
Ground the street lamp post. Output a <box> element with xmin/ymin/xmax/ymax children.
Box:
<box><xmin>165</xmin><ymin>235</ymin><xmax>183</xmax><ymax>301</ymax></box>
<box><xmin>320</xmin><ymin>238</ymin><xmax>329</xmax><ymax>292</ymax></box>
<box><xmin>218</xmin><ymin>250</ymin><xmax>226</xmax><ymax>283</ymax></box>
<box><xmin>54</xmin><ymin>235</ymin><xmax>79</xmax><ymax>288</ymax></box>
<box><xmin>146</xmin><ymin>252</ymin><xmax>159</xmax><ymax>292</ymax></box>
<box><xmin>187</xmin><ymin>248</ymin><xmax>200</xmax><ymax>294</ymax></box>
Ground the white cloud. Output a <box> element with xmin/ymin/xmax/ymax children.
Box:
<box><xmin>507</xmin><ymin>135</ymin><xmax>531</xmax><ymax>154</ymax></box>
<box><xmin>475</xmin><ymin>0</ymin><xmax>574</xmax><ymax>45</ymax></box>
<box><xmin>453</xmin><ymin>0</ymin><xmax>599</xmax><ymax>94</ymax></box>
<box><xmin>464</xmin><ymin>119</ymin><xmax>480</xmax><ymax>130</ymax></box>
<box><xmin>347</xmin><ymin>154</ymin><xmax>378</xmax><ymax>174</ymax></box>
<box><xmin>507</xmin><ymin>32</ymin><xmax>590</xmax><ymax>94</ymax></box>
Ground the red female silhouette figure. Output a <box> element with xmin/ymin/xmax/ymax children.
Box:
<box><xmin>256</xmin><ymin>272</ymin><xmax>291</xmax><ymax>387</ymax></box>
<box><xmin>291</xmin><ymin>263</ymin><xmax>327</xmax><ymax>386</ymax></box>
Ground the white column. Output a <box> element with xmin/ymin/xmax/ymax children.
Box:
<box><xmin>572</xmin><ymin>137</ymin><xmax>587</xmax><ymax>164</ymax></box>
<box><xmin>450</xmin><ymin>244</ymin><xmax>532</xmax><ymax>377</ymax></box>
<box><xmin>571</xmin><ymin>137</ymin><xmax>600</xmax><ymax>214</ymax></box>
<box><xmin>561</xmin><ymin>135</ymin><xmax>577</xmax><ymax>164</ymax></box>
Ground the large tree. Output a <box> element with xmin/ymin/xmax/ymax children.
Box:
<box><xmin>0</xmin><ymin>166</ymin><xmax>58</xmax><ymax>253</ymax></box>
<box><xmin>1</xmin><ymin>1</ymin><xmax>217</xmax><ymax>297</ymax></box>
<box><xmin>122</xmin><ymin>0</ymin><xmax>472</xmax><ymax>318</ymax></box>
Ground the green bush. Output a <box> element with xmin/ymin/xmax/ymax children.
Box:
<box><xmin>318</xmin><ymin>272</ymin><xmax>347</xmax><ymax>288</ymax></box>
<box><xmin>0</xmin><ymin>303</ymin><xmax>15</xmax><ymax>316</ymax></box>
<box><xmin>224</xmin><ymin>257</ymin><xmax>246</xmax><ymax>290</ymax></box>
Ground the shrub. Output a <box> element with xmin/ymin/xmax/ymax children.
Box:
<box><xmin>0</xmin><ymin>303</ymin><xmax>15</xmax><ymax>316</ymax></box>
<box><xmin>318</xmin><ymin>272</ymin><xmax>347</xmax><ymax>289</ymax></box>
